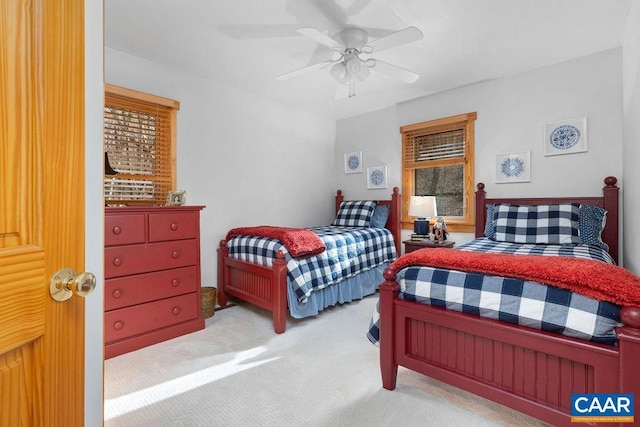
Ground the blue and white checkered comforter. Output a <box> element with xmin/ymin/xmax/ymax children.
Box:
<box><xmin>367</xmin><ymin>238</ymin><xmax>620</xmax><ymax>346</ymax></box>
<box><xmin>227</xmin><ymin>225</ymin><xmax>397</xmax><ymax>303</ymax></box>
<box><xmin>457</xmin><ymin>238</ymin><xmax>615</xmax><ymax>263</ymax></box>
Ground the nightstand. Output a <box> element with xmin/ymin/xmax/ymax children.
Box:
<box><xmin>403</xmin><ymin>239</ymin><xmax>455</xmax><ymax>254</ymax></box>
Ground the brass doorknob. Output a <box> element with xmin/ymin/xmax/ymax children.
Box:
<box><xmin>50</xmin><ymin>268</ymin><xmax>97</xmax><ymax>302</ymax></box>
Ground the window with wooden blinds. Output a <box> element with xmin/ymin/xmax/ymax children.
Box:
<box><xmin>404</xmin><ymin>129</ymin><xmax>465</xmax><ymax>166</ymax></box>
<box><xmin>104</xmin><ymin>84</ymin><xmax>179</xmax><ymax>205</ymax></box>
<box><xmin>400</xmin><ymin>112</ymin><xmax>477</xmax><ymax>233</ymax></box>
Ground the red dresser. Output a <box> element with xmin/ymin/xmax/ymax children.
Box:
<box><xmin>104</xmin><ymin>206</ymin><xmax>205</xmax><ymax>359</ymax></box>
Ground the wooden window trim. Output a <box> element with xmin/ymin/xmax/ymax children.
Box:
<box><xmin>105</xmin><ymin>84</ymin><xmax>180</xmax><ymax>110</ymax></box>
<box><xmin>401</xmin><ymin>112</ymin><xmax>477</xmax><ymax>233</ymax></box>
<box><xmin>104</xmin><ymin>84</ymin><xmax>179</xmax><ymax>205</ymax></box>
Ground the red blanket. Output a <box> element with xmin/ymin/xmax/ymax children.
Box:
<box><xmin>391</xmin><ymin>249</ymin><xmax>640</xmax><ymax>306</ymax></box>
<box><xmin>226</xmin><ymin>226</ymin><xmax>326</xmax><ymax>258</ymax></box>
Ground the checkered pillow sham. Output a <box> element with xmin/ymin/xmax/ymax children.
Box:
<box><xmin>332</xmin><ymin>200</ymin><xmax>377</xmax><ymax>227</ymax></box>
<box><xmin>493</xmin><ymin>203</ymin><xmax>580</xmax><ymax>244</ymax></box>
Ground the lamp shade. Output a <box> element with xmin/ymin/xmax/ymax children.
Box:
<box><xmin>408</xmin><ymin>196</ymin><xmax>437</xmax><ymax>219</ymax></box>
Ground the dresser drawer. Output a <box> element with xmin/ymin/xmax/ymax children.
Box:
<box><xmin>105</xmin><ymin>266</ymin><xmax>198</xmax><ymax>311</ymax></box>
<box><xmin>105</xmin><ymin>239</ymin><xmax>199</xmax><ymax>278</ymax></box>
<box><xmin>105</xmin><ymin>292</ymin><xmax>199</xmax><ymax>343</ymax></box>
<box><xmin>105</xmin><ymin>214</ymin><xmax>146</xmax><ymax>246</ymax></box>
<box><xmin>148</xmin><ymin>212</ymin><xmax>197</xmax><ymax>242</ymax></box>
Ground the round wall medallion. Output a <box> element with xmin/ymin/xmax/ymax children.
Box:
<box><xmin>500</xmin><ymin>157</ymin><xmax>525</xmax><ymax>177</ymax></box>
<box><xmin>370</xmin><ymin>169</ymin><xmax>384</xmax><ymax>185</ymax></box>
<box><xmin>549</xmin><ymin>124</ymin><xmax>580</xmax><ymax>149</ymax></box>
<box><xmin>347</xmin><ymin>155</ymin><xmax>360</xmax><ymax>170</ymax></box>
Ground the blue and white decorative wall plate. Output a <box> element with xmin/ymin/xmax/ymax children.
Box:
<box><xmin>367</xmin><ymin>165</ymin><xmax>388</xmax><ymax>189</ymax></box>
<box><xmin>348</xmin><ymin>154</ymin><xmax>360</xmax><ymax>170</ymax></box>
<box><xmin>344</xmin><ymin>151</ymin><xmax>362</xmax><ymax>173</ymax></box>
<box><xmin>370</xmin><ymin>169</ymin><xmax>384</xmax><ymax>185</ymax></box>
<box><xmin>544</xmin><ymin>117</ymin><xmax>588</xmax><ymax>156</ymax></box>
<box><xmin>549</xmin><ymin>124</ymin><xmax>580</xmax><ymax>149</ymax></box>
<box><xmin>495</xmin><ymin>152</ymin><xmax>531</xmax><ymax>183</ymax></box>
<box><xmin>500</xmin><ymin>156</ymin><xmax>525</xmax><ymax>178</ymax></box>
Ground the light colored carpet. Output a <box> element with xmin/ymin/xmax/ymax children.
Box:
<box><xmin>104</xmin><ymin>295</ymin><xmax>551</xmax><ymax>427</ymax></box>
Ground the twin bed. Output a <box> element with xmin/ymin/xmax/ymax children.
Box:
<box><xmin>372</xmin><ymin>177</ymin><xmax>640</xmax><ymax>426</ymax></box>
<box><xmin>218</xmin><ymin>177</ymin><xmax>640</xmax><ymax>426</ymax></box>
<box><xmin>217</xmin><ymin>188</ymin><xmax>401</xmax><ymax>333</ymax></box>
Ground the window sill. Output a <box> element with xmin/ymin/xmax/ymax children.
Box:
<box><xmin>402</xmin><ymin>220</ymin><xmax>475</xmax><ymax>234</ymax></box>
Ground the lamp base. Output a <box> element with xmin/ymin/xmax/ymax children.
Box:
<box><xmin>413</xmin><ymin>218</ymin><xmax>429</xmax><ymax>235</ymax></box>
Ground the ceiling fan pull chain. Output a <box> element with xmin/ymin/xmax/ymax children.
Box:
<box><xmin>349</xmin><ymin>75</ymin><xmax>356</xmax><ymax>98</ymax></box>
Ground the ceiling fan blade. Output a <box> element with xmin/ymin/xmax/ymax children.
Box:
<box><xmin>297</xmin><ymin>27</ymin><xmax>343</xmax><ymax>50</ymax></box>
<box><xmin>276</xmin><ymin>59</ymin><xmax>338</xmax><ymax>81</ymax></box>
<box><xmin>370</xmin><ymin>59</ymin><xmax>419</xmax><ymax>83</ymax></box>
<box><xmin>307</xmin><ymin>0</ymin><xmax>349</xmax><ymax>28</ymax></box>
<box><xmin>218</xmin><ymin>24</ymin><xmax>299</xmax><ymax>39</ymax></box>
<box><xmin>308</xmin><ymin>44</ymin><xmax>335</xmax><ymax>65</ymax></box>
<box><xmin>346</xmin><ymin>0</ymin><xmax>374</xmax><ymax>16</ymax></box>
<box><xmin>368</xmin><ymin>26</ymin><xmax>423</xmax><ymax>52</ymax></box>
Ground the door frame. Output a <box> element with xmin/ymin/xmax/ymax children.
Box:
<box><xmin>85</xmin><ymin>1</ymin><xmax>105</xmax><ymax>425</ymax></box>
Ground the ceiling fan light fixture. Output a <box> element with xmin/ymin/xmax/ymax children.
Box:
<box><xmin>346</xmin><ymin>57</ymin><xmax>361</xmax><ymax>73</ymax></box>
<box><xmin>282</xmin><ymin>24</ymin><xmax>423</xmax><ymax>99</ymax></box>
<box><xmin>330</xmin><ymin>61</ymin><xmax>349</xmax><ymax>83</ymax></box>
<box><xmin>347</xmin><ymin>57</ymin><xmax>370</xmax><ymax>81</ymax></box>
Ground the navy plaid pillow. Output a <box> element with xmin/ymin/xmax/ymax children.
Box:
<box><xmin>579</xmin><ymin>204</ymin><xmax>608</xmax><ymax>251</ymax></box>
<box><xmin>370</xmin><ymin>204</ymin><xmax>390</xmax><ymax>228</ymax></box>
<box><xmin>493</xmin><ymin>203</ymin><xmax>580</xmax><ymax>244</ymax></box>
<box><xmin>333</xmin><ymin>201</ymin><xmax>377</xmax><ymax>227</ymax></box>
<box><xmin>484</xmin><ymin>204</ymin><xmax>496</xmax><ymax>239</ymax></box>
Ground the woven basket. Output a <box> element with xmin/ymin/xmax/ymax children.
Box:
<box><xmin>201</xmin><ymin>286</ymin><xmax>217</xmax><ymax>318</ymax></box>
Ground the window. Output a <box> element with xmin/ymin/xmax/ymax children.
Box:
<box><xmin>401</xmin><ymin>112</ymin><xmax>477</xmax><ymax>233</ymax></box>
<box><xmin>104</xmin><ymin>84</ymin><xmax>179</xmax><ymax>205</ymax></box>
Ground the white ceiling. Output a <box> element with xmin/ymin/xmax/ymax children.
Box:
<box><xmin>105</xmin><ymin>0</ymin><xmax>631</xmax><ymax>121</ymax></box>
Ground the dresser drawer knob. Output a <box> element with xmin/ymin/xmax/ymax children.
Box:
<box><xmin>171</xmin><ymin>279</ymin><xmax>180</xmax><ymax>287</ymax></box>
<box><xmin>112</xmin><ymin>226</ymin><xmax>122</xmax><ymax>235</ymax></box>
<box><xmin>172</xmin><ymin>251</ymin><xmax>179</xmax><ymax>259</ymax></box>
<box><xmin>112</xmin><ymin>289</ymin><xmax>123</xmax><ymax>298</ymax></box>
<box><xmin>172</xmin><ymin>307</ymin><xmax>181</xmax><ymax>315</ymax></box>
<box><xmin>171</xmin><ymin>223</ymin><xmax>179</xmax><ymax>231</ymax></box>
<box><xmin>113</xmin><ymin>321</ymin><xmax>124</xmax><ymax>330</ymax></box>
<box><xmin>113</xmin><ymin>257</ymin><xmax>122</xmax><ymax>266</ymax></box>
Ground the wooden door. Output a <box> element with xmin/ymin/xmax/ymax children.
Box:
<box><xmin>0</xmin><ymin>0</ymin><xmax>87</xmax><ymax>426</ymax></box>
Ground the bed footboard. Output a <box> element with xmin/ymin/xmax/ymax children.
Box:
<box><xmin>378</xmin><ymin>269</ymin><xmax>640</xmax><ymax>427</ymax></box>
<box><xmin>217</xmin><ymin>240</ymin><xmax>288</xmax><ymax>333</ymax></box>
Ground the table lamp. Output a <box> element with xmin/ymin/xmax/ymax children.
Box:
<box><xmin>409</xmin><ymin>195</ymin><xmax>437</xmax><ymax>236</ymax></box>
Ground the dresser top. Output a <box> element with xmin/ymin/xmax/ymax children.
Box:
<box><xmin>105</xmin><ymin>205</ymin><xmax>205</xmax><ymax>213</ymax></box>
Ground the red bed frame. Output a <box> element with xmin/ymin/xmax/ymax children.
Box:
<box><xmin>217</xmin><ymin>188</ymin><xmax>402</xmax><ymax>334</ymax></box>
<box><xmin>378</xmin><ymin>177</ymin><xmax>640</xmax><ymax>426</ymax></box>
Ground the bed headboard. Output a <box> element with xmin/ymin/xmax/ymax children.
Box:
<box><xmin>335</xmin><ymin>187</ymin><xmax>402</xmax><ymax>255</ymax></box>
<box><xmin>475</xmin><ymin>176</ymin><xmax>620</xmax><ymax>264</ymax></box>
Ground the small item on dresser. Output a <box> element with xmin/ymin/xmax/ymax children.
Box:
<box><xmin>166</xmin><ymin>190</ymin><xmax>186</xmax><ymax>206</ymax></box>
<box><xmin>432</xmin><ymin>216</ymin><xmax>448</xmax><ymax>243</ymax></box>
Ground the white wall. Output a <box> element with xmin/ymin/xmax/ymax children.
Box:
<box><xmin>85</xmin><ymin>1</ymin><xmax>104</xmax><ymax>425</ymax></box>
<box><xmin>336</xmin><ymin>106</ymin><xmax>401</xmax><ymax>200</ymax></box>
<box><xmin>623</xmin><ymin>2</ymin><xmax>640</xmax><ymax>274</ymax></box>
<box><xmin>337</xmin><ymin>48</ymin><xmax>624</xmax><ymax>250</ymax></box>
<box><xmin>105</xmin><ymin>48</ymin><xmax>337</xmax><ymax>286</ymax></box>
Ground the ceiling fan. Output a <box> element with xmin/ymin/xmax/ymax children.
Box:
<box><xmin>276</xmin><ymin>25</ymin><xmax>423</xmax><ymax>99</ymax></box>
